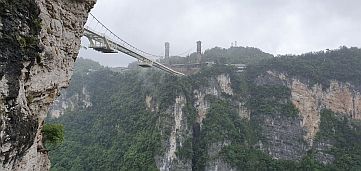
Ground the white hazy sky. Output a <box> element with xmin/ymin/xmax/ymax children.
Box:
<box><xmin>79</xmin><ymin>0</ymin><xmax>361</xmax><ymax>67</ymax></box>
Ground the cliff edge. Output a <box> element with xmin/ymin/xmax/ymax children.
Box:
<box><xmin>0</xmin><ymin>0</ymin><xmax>95</xmax><ymax>170</ymax></box>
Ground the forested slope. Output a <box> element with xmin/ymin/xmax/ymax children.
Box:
<box><xmin>48</xmin><ymin>47</ymin><xmax>361</xmax><ymax>171</ymax></box>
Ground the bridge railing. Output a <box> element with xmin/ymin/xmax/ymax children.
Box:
<box><xmin>85</xmin><ymin>13</ymin><xmax>163</xmax><ymax>60</ymax></box>
<box><xmin>83</xmin><ymin>13</ymin><xmax>186</xmax><ymax>76</ymax></box>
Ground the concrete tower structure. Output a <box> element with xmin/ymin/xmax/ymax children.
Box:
<box><xmin>196</xmin><ymin>41</ymin><xmax>202</xmax><ymax>63</ymax></box>
<box><xmin>197</xmin><ymin>41</ymin><xmax>202</xmax><ymax>54</ymax></box>
<box><xmin>165</xmin><ymin>42</ymin><xmax>170</xmax><ymax>58</ymax></box>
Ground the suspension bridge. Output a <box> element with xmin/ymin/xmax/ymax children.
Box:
<box><xmin>83</xmin><ymin>13</ymin><xmax>186</xmax><ymax>76</ymax></box>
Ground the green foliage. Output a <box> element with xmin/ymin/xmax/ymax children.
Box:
<box><xmin>315</xmin><ymin>109</ymin><xmax>361</xmax><ymax>170</ymax></box>
<box><xmin>247</xmin><ymin>46</ymin><xmax>361</xmax><ymax>87</ymax></box>
<box><xmin>49</xmin><ymin>61</ymin><xmax>187</xmax><ymax>170</ymax></box>
<box><xmin>248</xmin><ymin>85</ymin><xmax>299</xmax><ymax>117</ymax></box>
<box><xmin>59</xmin><ymin>57</ymin><xmax>104</xmax><ymax>101</ymax></box>
<box><xmin>42</xmin><ymin>124</ymin><xmax>64</xmax><ymax>147</ymax></box>
<box><xmin>221</xmin><ymin>144</ymin><xmax>278</xmax><ymax>170</ymax></box>
<box><xmin>191</xmin><ymin>98</ymin><xmax>257</xmax><ymax>170</ymax></box>
<box><xmin>74</xmin><ymin>57</ymin><xmax>104</xmax><ymax>74</ymax></box>
<box><xmin>202</xmin><ymin>99</ymin><xmax>242</xmax><ymax>143</ymax></box>
<box><xmin>48</xmin><ymin>49</ymin><xmax>361</xmax><ymax>170</ymax></box>
<box><xmin>157</xmin><ymin>46</ymin><xmax>273</xmax><ymax>65</ymax></box>
<box><xmin>220</xmin><ymin>145</ymin><xmax>334</xmax><ymax>171</ymax></box>
<box><xmin>202</xmin><ymin>46</ymin><xmax>273</xmax><ymax>64</ymax></box>
<box><xmin>20</xmin><ymin>35</ymin><xmax>38</xmax><ymax>48</ymax></box>
<box><xmin>189</xmin><ymin>65</ymin><xmax>234</xmax><ymax>89</ymax></box>
<box><xmin>176</xmin><ymin>138</ymin><xmax>193</xmax><ymax>160</ymax></box>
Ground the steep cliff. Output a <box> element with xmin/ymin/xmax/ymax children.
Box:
<box><xmin>0</xmin><ymin>0</ymin><xmax>95</xmax><ymax>170</ymax></box>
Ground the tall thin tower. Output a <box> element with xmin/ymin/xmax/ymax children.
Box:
<box><xmin>165</xmin><ymin>42</ymin><xmax>170</xmax><ymax>58</ymax></box>
<box><xmin>196</xmin><ymin>41</ymin><xmax>202</xmax><ymax>63</ymax></box>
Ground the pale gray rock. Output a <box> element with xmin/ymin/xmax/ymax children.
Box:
<box><xmin>0</xmin><ymin>0</ymin><xmax>95</xmax><ymax>170</ymax></box>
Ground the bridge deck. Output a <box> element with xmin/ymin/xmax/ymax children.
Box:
<box><xmin>83</xmin><ymin>28</ymin><xmax>185</xmax><ymax>76</ymax></box>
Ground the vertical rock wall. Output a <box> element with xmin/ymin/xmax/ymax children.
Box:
<box><xmin>157</xmin><ymin>95</ymin><xmax>191</xmax><ymax>171</ymax></box>
<box><xmin>255</xmin><ymin>71</ymin><xmax>361</xmax><ymax>163</ymax></box>
<box><xmin>291</xmin><ymin>79</ymin><xmax>361</xmax><ymax>144</ymax></box>
<box><xmin>0</xmin><ymin>0</ymin><xmax>95</xmax><ymax>170</ymax></box>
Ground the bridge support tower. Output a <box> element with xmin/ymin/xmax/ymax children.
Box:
<box><xmin>165</xmin><ymin>42</ymin><xmax>170</xmax><ymax>65</ymax></box>
<box><xmin>196</xmin><ymin>41</ymin><xmax>202</xmax><ymax>63</ymax></box>
<box><xmin>165</xmin><ymin>42</ymin><xmax>170</xmax><ymax>58</ymax></box>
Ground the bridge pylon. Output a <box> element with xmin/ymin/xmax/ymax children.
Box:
<box><xmin>196</xmin><ymin>41</ymin><xmax>202</xmax><ymax>63</ymax></box>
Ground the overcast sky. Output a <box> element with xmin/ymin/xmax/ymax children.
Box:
<box><xmin>79</xmin><ymin>0</ymin><xmax>361</xmax><ymax>67</ymax></box>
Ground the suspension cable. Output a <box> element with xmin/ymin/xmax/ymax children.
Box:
<box><xmin>87</xmin><ymin>13</ymin><xmax>164</xmax><ymax>58</ymax></box>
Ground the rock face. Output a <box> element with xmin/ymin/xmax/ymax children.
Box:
<box><xmin>154</xmin><ymin>74</ymin><xmax>238</xmax><ymax>171</ymax></box>
<box><xmin>157</xmin><ymin>95</ymin><xmax>191</xmax><ymax>171</ymax></box>
<box><xmin>0</xmin><ymin>0</ymin><xmax>95</xmax><ymax>170</ymax></box>
<box><xmin>255</xmin><ymin>71</ymin><xmax>361</xmax><ymax>163</ymax></box>
<box><xmin>256</xmin><ymin>114</ymin><xmax>307</xmax><ymax>161</ymax></box>
<box><xmin>194</xmin><ymin>74</ymin><xmax>234</xmax><ymax>125</ymax></box>
<box><xmin>291</xmin><ymin>79</ymin><xmax>361</xmax><ymax>144</ymax></box>
<box><xmin>193</xmin><ymin>74</ymin><xmax>238</xmax><ymax>170</ymax></box>
<box><xmin>216</xmin><ymin>74</ymin><xmax>233</xmax><ymax>96</ymax></box>
<box><xmin>205</xmin><ymin>141</ymin><xmax>235</xmax><ymax>171</ymax></box>
<box><xmin>263</xmin><ymin>71</ymin><xmax>361</xmax><ymax>143</ymax></box>
<box><xmin>49</xmin><ymin>87</ymin><xmax>92</xmax><ymax>118</ymax></box>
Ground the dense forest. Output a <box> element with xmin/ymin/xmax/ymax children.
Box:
<box><xmin>47</xmin><ymin>47</ymin><xmax>361</xmax><ymax>170</ymax></box>
<box><xmin>248</xmin><ymin>46</ymin><xmax>361</xmax><ymax>86</ymax></box>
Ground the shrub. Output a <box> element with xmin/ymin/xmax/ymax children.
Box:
<box><xmin>42</xmin><ymin>124</ymin><xmax>64</xmax><ymax>146</ymax></box>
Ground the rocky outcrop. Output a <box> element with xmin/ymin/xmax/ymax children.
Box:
<box><xmin>238</xmin><ymin>102</ymin><xmax>250</xmax><ymax>120</ymax></box>
<box><xmin>257</xmin><ymin>114</ymin><xmax>307</xmax><ymax>161</ymax></box>
<box><xmin>0</xmin><ymin>0</ymin><xmax>95</xmax><ymax>170</ymax></box>
<box><xmin>157</xmin><ymin>96</ymin><xmax>191</xmax><ymax>171</ymax></box>
<box><xmin>193</xmin><ymin>90</ymin><xmax>211</xmax><ymax>125</ymax></box>
<box><xmin>49</xmin><ymin>87</ymin><xmax>92</xmax><ymax>118</ymax></box>
<box><xmin>254</xmin><ymin>70</ymin><xmax>361</xmax><ymax>164</ymax></box>
<box><xmin>145</xmin><ymin>95</ymin><xmax>159</xmax><ymax>113</ymax></box>
<box><xmin>291</xmin><ymin>80</ymin><xmax>361</xmax><ymax>144</ymax></box>
<box><xmin>205</xmin><ymin>141</ymin><xmax>235</xmax><ymax>171</ymax></box>
<box><xmin>216</xmin><ymin>74</ymin><xmax>233</xmax><ymax>96</ymax></box>
<box><xmin>157</xmin><ymin>73</ymin><xmax>238</xmax><ymax>171</ymax></box>
<box><xmin>264</xmin><ymin>71</ymin><xmax>361</xmax><ymax>145</ymax></box>
<box><xmin>194</xmin><ymin>74</ymin><xmax>234</xmax><ymax>125</ymax></box>
<box><xmin>193</xmin><ymin>74</ymin><xmax>240</xmax><ymax>170</ymax></box>
<box><xmin>156</xmin><ymin>96</ymin><xmax>191</xmax><ymax>171</ymax></box>
<box><xmin>291</xmin><ymin>79</ymin><xmax>323</xmax><ymax>145</ymax></box>
<box><xmin>205</xmin><ymin>159</ymin><xmax>235</xmax><ymax>171</ymax></box>
<box><xmin>322</xmin><ymin>81</ymin><xmax>361</xmax><ymax>120</ymax></box>
<box><xmin>313</xmin><ymin>141</ymin><xmax>335</xmax><ymax>164</ymax></box>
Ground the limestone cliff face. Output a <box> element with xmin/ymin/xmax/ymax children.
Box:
<box><xmin>49</xmin><ymin>87</ymin><xmax>92</xmax><ymax>118</ymax></box>
<box><xmin>153</xmin><ymin>73</ymin><xmax>237</xmax><ymax>171</ymax></box>
<box><xmin>0</xmin><ymin>0</ymin><xmax>95</xmax><ymax>170</ymax></box>
<box><xmin>291</xmin><ymin>79</ymin><xmax>361</xmax><ymax>144</ymax></box>
<box><xmin>256</xmin><ymin>71</ymin><xmax>361</xmax><ymax>162</ymax></box>
<box><xmin>194</xmin><ymin>74</ymin><xmax>234</xmax><ymax>125</ymax></box>
<box><xmin>255</xmin><ymin>114</ymin><xmax>307</xmax><ymax>161</ymax></box>
<box><xmin>157</xmin><ymin>95</ymin><xmax>192</xmax><ymax>171</ymax></box>
<box><xmin>265</xmin><ymin>71</ymin><xmax>361</xmax><ymax>143</ymax></box>
<box><xmin>194</xmin><ymin>74</ymin><xmax>237</xmax><ymax>171</ymax></box>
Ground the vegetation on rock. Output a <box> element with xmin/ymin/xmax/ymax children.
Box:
<box><xmin>48</xmin><ymin>47</ymin><xmax>361</xmax><ymax>170</ymax></box>
<box><xmin>42</xmin><ymin>124</ymin><xmax>64</xmax><ymax>150</ymax></box>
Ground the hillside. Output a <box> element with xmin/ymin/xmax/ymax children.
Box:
<box><xmin>129</xmin><ymin>46</ymin><xmax>274</xmax><ymax>68</ymax></box>
<box><xmin>48</xmin><ymin>47</ymin><xmax>361</xmax><ymax>171</ymax></box>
